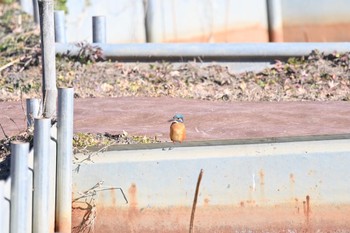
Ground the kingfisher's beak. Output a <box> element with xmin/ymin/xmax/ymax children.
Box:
<box><xmin>168</xmin><ymin>118</ymin><xmax>174</xmax><ymax>122</ymax></box>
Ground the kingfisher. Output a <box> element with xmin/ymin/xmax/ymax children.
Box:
<box><xmin>169</xmin><ymin>114</ymin><xmax>186</xmax><ymax>143</ymax></box>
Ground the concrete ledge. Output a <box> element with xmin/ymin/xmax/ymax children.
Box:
<box><xmin>72</xmin><ymin>135</ymin><xmax>350</xmax><ymax>231</ymax></box>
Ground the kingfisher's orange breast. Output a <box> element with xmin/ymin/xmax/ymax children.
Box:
<box><xmin>170</xmin><ymin>122</ymin><xmax>186</xmax><ymax>143</ymax></box>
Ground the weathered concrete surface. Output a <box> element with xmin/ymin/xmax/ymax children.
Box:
<box><xmin>72</xmin><ymin>205</ymin><xmax>350</xmax><ymax>232</ymax></box>
<box><xmin>284</xmin><ymin>23</ymin><xmax>350</xmax><ymax>42</ymax></box>
<box><xmin>1</xmin><ymin>97</ymin><xmax>350</xmax><ymax>141</ymax></box>
<box><xmin>72</xmin><ymin>137</ymin><xmax>350</xmax><ymax>232</ymax></box>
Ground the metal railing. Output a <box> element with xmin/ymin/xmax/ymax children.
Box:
<box><xmin>3</xmin><ymin>1</ymin><xmax>350</xmax><ymax>232</ymax></box>
<box><xmin>0</xmin><ymin>88</ymin><xmax>74</xmax><ymax>233</ymax></box>
<box><xmin>52</xmin><ymin>9</ymin><xmax>350</xmax><ymax>75</ymax></box>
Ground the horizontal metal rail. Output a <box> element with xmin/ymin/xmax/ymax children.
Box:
<box><xmin>56</xmin><ymin>42</ymin><xmax>350</xmax><ymax>62</ymax></box>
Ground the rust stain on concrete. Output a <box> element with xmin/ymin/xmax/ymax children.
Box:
<box><xmin>283</xmin><ymin>23</ymin><xmax>350</xmax><ymax>42</ymax></box>
<box><xmin>289</xmin><ymin>173</ymin><xmax>296</xmax><ymax>201</ymax></box>
<box><xmin>203</xmin><ymin>197</ymin><xmax>210</xmax><ymax>207</ymax></box>
<box><xmin>164</xmin><ymin>25</ymin><xmax>268</xmax><ymax>43</ymax></box>
<box><xmin>259</xmin><ymin>169</ymin><xmax>265</xmax><ymax>202</ymax></box>
<box><xmin>110</xmin><ymin>188</ymin><xmax>117</xmax><ymax>207</ymax></box>
<box><xmin>128</xmin><ymin>183</ymin><xmax>138</xmax><ymax>218</ymax></box>
<box><xmin>72</xmin><ymin>203</ymin><xmax>350</xmax><ymax>233</ymax></box>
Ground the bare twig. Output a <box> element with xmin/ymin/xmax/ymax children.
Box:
<box><xmin>189</xmin><ymin>169</ymin><xmax>204</xmax><ymax>233</ymax></box>
<box><xmin>73</xmin><ymin>141</ymin><xmax>116</xmax><ymax>168</ymax></box>
<box><xmin>7</xmin><ymin>116</ymin><xmax>20</xmax><ymax>133</ymax></box>
<box><xmin>72</xmin><ymin>181</ymin><xmax>128</xmax><ymax>233</ymax></box>
<box><xmin>0</xmin><ymin>123</ymin><xmax>9</xmax><ymax>139</ymax></box>
<box><xmin>73</xmin><ymin>182</ymin><xmax>128</xmax><ymax>204</ymax></box>
<box><xmin>0</xmin><ymin>57</ymin><xmax>21</xmax><ymax>72</ymax></box>
<box><xmin>20</xmin><ymin>90</ymin><xmax>27</xmax><ymax>124</ymax></box>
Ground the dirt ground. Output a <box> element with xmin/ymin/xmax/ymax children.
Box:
<box><xmin>2</xmin><ymin>97</ymin><xmax>350</xmax><ymax>142</ymax></box>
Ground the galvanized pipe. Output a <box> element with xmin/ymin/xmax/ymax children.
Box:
<box><xmin>27</xmin><ymin>161</ymin><xmax>33</xmax><ymax>233</ymax></box>
<box><xmin>33</xmin><ymin>118</ymin><xmax>52</xmax><ymax>233</ymax></box>
<box><xmin>19</xmin><ymin>0</ymin><xmax>33</xmax><ymax>16</ymax></box>
<box><xmin>26</xmin><ymin>98</ymin><xmax>40</xmax><ymax>128</ymax></box>
<box><xmin>92</xmin><ymin>16</ymin><xmax>106</xmax><ymax>43</ymax></box>
<box><xmin>0</xmin><ymin>180</ymin><xmax>5</xmax><ymax>233</ymax></box>
<box><xmin>49</xmin><ymin>125</ymin><xmax>57</xmax><ymax>233</ymax></box>
<box><xmin>55</xmin><ymin>42</ymin><xmax>350</xmax><ymax>61</ymax></box>
<box><xmin>32</xmin><ymin>0</ymin><xmax>39</xmax><ymax>24</ymax></box>
<box><xmin>27</xmin><ymin>115</ymin><xmax>38</xmax><ymax>228</ymax></box>
<box><xmin>1</xmin><ymin>180</ymin><xmax>10</xmax><ymax>233</ymax></box>
<box><xmin>266</xmin><ymin>0</ymin><xmax>284</xmax><ymax>42</ymax></box>
<box><xmin>39</xmin><ymin>0</ymin><xmax>57</xmax><ymax>118</ymax></box>
<box><xmin>54</xmin><ymin>10</ymin><xmax>67</xmax><ymax>43</ymax></box>
<box><xmin>56</xmin><ymin>88</ymin><xmax>74</xmax><ymax>233</ymax></box>
<box><xmin>10</xmin><ymin>141</ymin><xmax>30</xmax><ymax>233</ymax></box>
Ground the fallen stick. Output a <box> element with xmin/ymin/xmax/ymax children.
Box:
<box><xmin>189</xmin><ymin>169</ymin><xmax>204</xmax><ymax>233</ymax></box>
<box><xmin>0</xmin><ymin>57</ymin><xmax>21</xmax><ymax>72</ymax></box>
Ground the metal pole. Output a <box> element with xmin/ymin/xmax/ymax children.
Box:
<box><xmin>10</xmin><ymin>141</ymin><xmax>30</xmax><ymax>233</ymax></box>
<box><xmin>92</xmin><ymin>16</ymin><xmax>106</xmax><ymax>43</ymax></box>
<box><xmin>54</xmin><ymin>10</ymin><xmax>67</xmax><ymax>43</ymax></box>
<box><xmin>33</xmin><ymin>118</ymin><xmax>52</xmax><ymax>233</ymax></box>
<box><xmin>49</xmin><ymin>126</ymin><xmax>57</xmax><ymax>233</ymax></box>
<box><xmin>27</xmin><ymin>161</ymin><xmax>33</xmax><ymax>233</ymax></box>
<box><xmin>0</xmin><ymin>180</ymin><xmax>5</xmax><ymax>233</ymax></box>
<box><xmin>55</xmin><ymin>88</ymin><xmax>74</xmax><ymax>233</ymax></box>
<box><xmin>1</xmin><ymin>180</ymin><xmax>11</xmax><ymax>233</ymax></box>
<box><xmin>266</xmin><ymin>0</ymin><xmax>284</xmax><ymax>42</ymax></box>
<box><xmin>56</xmin><ymin>42</ymin><xmax>350</xmax><ymax>61</ymax></box>
<box><xmin>32</xmin><ymin>0</ymin><xmax>39</xmax><ymax>24</ymax></box>
<box><xmin>39</xmin><ymin>0</ymin><xmax>57</xmax><ymax>118</ymax></box>
<box><xmin>26</xmin><ymin>98</ymin><xmax>40</xmax><ymax>128</ymax></box>
<box><xmin>19</xmin><ymin>0</ymin><xmax>33</xmax><ymax>15</ymax></box>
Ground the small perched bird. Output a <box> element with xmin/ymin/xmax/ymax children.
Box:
<box><xmin>169</xmin><ymin>114</ymin><xmax>186</xmax><ymax>143</ymax></box>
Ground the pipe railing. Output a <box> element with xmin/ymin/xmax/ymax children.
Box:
<box><xmin>10</xmin><ymin>141</ymin><xmax>31</xmax><ymax>233</ymax></box>
<box><xmin>5</xmin><ymin>1</ymin><xmax>350</xmax><ymax>232</ymax></box>
<box><xmin>56</xmin><ymin>87</ymin><xmax>74</xmax><ymax>232</ymax></box>
<box><xmin>33</xmin><ymin>117</ymin><xmax>52</xmax><ymax>233</ymax></box>
<box><xmin>56</xmin><ymin>42</ymin><xmax>350</xmax><ymax>62</ymax></box>
<box><xmin>1</xmin><ymin>88</ymin><xmax>74</xmax><ymax>233</ymax></box>
<box><xmin>26</xmin><ymin>98</ymin><xmax>40</xmax><ymax>128</ymax></box>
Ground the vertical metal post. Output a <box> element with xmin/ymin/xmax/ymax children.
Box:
<box><xmin>56</xmin><ymin>88</ymin><xmax>74</xmax><ymax>233</ymax></box>
<box><xmin>38</xmin><ymin>0</ymin><xmax>57</xmax><ymax>118</ymax></box>
<box><xmin>1</xmin><ymin>180</ymin><xmax>10</xmax><ymax>233</ymax></box>
<box><xmin>19</xmin><ymin>0</ymin><xmax>33</xmax><ymax>15</ymax></box>
<box><xmin>49</xmin><ymin>126</ymin><xmax>57</xmax><ymax>233</ymax></box>
<box><xmin>33</xmin><ymin>118</ymin><xmax>52</xmax><ymax>233</ymax></box>
<box><xmin>92</xmin><ymin>16</ymin><xmax>106</xmax><ymax>43</ymax></box>
<box><xmin>27</xmin><ymin>153</ymin><xmax>33</xmax><ymax>233</ymax></box>
<box><xmin>0</xmin><ymin>180</ymin><xmax>5</xmax><ymax>233</ymax></box>
<box><xmin>26</xmin><ymin>98</ymin><xmax>40</xmax><ymax>128</ymax></box>
<box><xmin>54</xmin><ymin>10</ymin><xmax>67</xmax><ymax>43</ymax></box>
<box><xmin>33</xmin><ymin>0</ymin><xmax>39</xmax><ymax>24</ymax></box>
<box><xmin>10</xmin><ymin>141</ymin><xmax>30</xmax><ymax>233</ymax></box>
<box><xmin>266</xmin><ymin>0</ymin><xmax>284</xmax><ymax>42</ymax></box>
<box><xmin>143</xmin><ymin>0</ymin><xmax>150</xmax><ymax>42</ymax></box>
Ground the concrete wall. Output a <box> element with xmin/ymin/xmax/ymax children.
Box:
<box><xmin>72</xmin><ymin>137</ymin><xmax>350</xmax><ymax>232</ymax></box>
<box><xmin>65</xmin><ymin>0</ymin><xmax>146</xmax><ymax>43</ymax></box>
<box><xmin>145</xmin><ymin>0</ymin><xmax>269</xmax><ymax>43</ymax></box>
<box><xmin>281</xmin><ymin>0</ymin><xmax>350</xmax><ymax>42</ymax></box>
<box><xmin>19</xmin><ymin>0</ymin><xmax>350</xmax><ymax>42</ymax></box>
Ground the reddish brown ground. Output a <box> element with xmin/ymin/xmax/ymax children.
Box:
<box><xmin>1</xmin><ymin>97</ymin><xmax>350</xmax><ymax>141</ymax></box>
